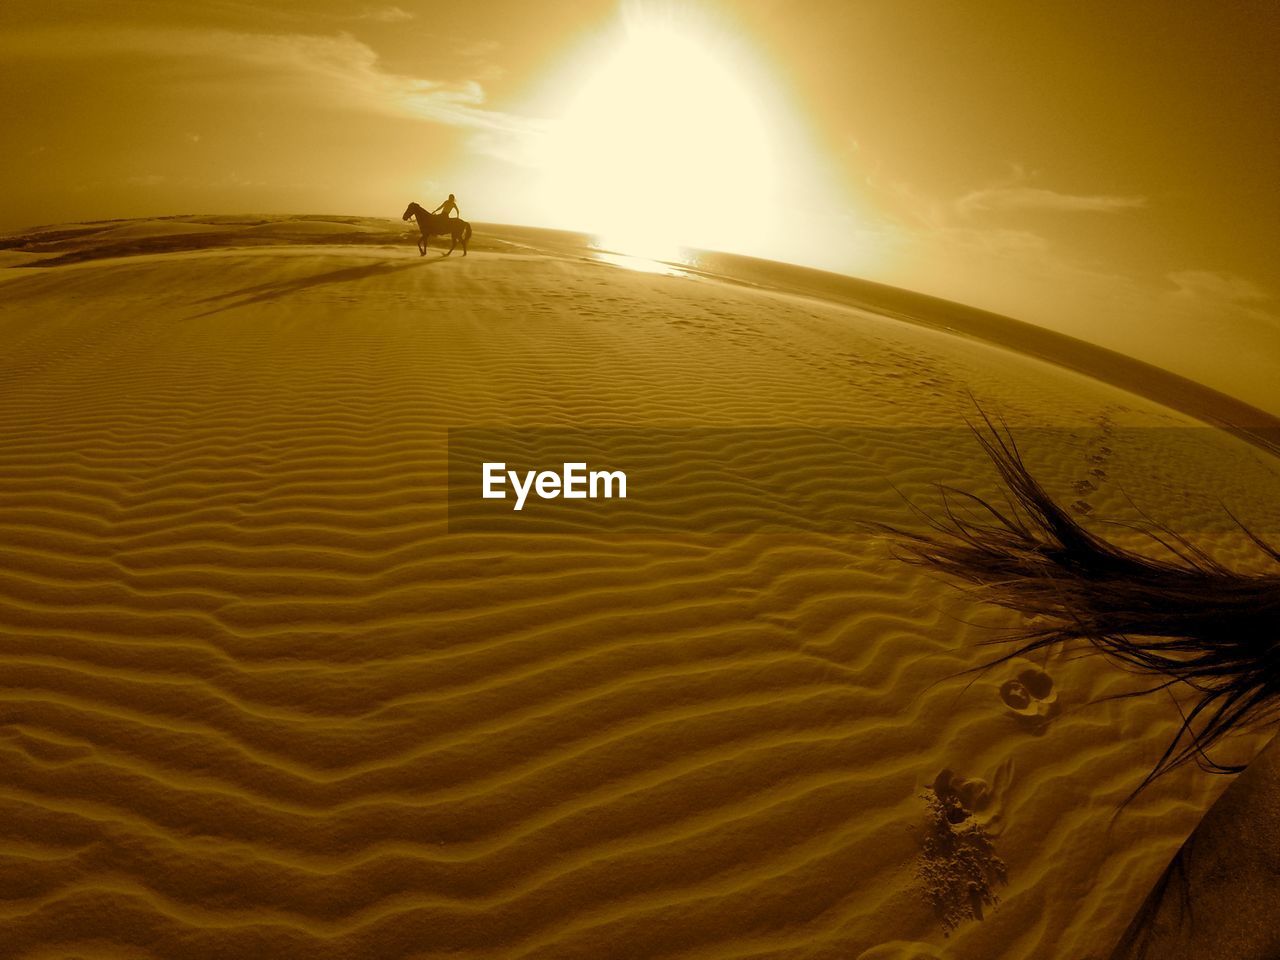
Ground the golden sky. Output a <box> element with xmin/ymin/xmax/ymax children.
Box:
<box><xmin>2</xmin><ymin>1</ymin><xmax>1277</xmax><ymax>403</ymax></box>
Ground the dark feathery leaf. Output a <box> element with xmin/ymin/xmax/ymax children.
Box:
<box><xmin>891</xmin><ymin>409</ymin><xmax>1280</xmax><ymax>798</ymax></box>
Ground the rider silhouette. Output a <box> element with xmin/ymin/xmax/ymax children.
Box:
<box><xmin>432</xmin><ymin>194</ymin><xmax>459</xmax><ymax>218</ymax></box>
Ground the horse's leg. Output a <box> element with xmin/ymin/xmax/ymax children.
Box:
<box><xmin>418</xmin><ymin>233</ymin><xmax>426</xmax><ymax>256</ymax></box>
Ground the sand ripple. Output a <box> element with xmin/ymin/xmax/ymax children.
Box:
<box><xmin>1</xmin><ymin>226</ymin><xmax>1276</xmax><ymax>958</ymax></box>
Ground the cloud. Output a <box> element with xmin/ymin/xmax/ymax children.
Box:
<box><xmin>1166</xmin><ymin>269</ymin><xmax>1268</xmax><ymax>304</ymax></box>
<box><xmin>1163</xmin><ymin>270</ymin><xmax>1278</xmax><ymax>338</ymax></box>
<box><xmin>0</xmin><ymin>25</ymin><xmax>541</xmax><ymax>148</ymax></box>
<box><xmin>955</xmin><ymin>185</ymin><xmax>1147</xmax><ymax>217</ymax></box>
<box><xmin>826</xmin><ymin>160</ymin><xmax>1278</xmax><ymax>409</ymax></box>
<box><xmin>345</xmin><ymin>6</ymin><xmax>415</xmax><ymax>23</ymax></box>
<box><xmin>190</xmin><ymin>29</ymin><xmax>527</xmax><ymax>132</ymax></box>
<box><xmin>455</xmin><ymin>39</ymin><xmax>502</xmax><ymax>59</ymax></box>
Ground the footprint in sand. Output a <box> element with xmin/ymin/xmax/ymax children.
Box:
<box><xmin>927</xmin><ymin>758</ymin><xmax>1014</xmax><ymax>834</ymax></box>
<box><xmin>1072</xmin><ymin>418</ymin><xmax>1115</xmax><ymax>504</ymax></box>
<box><xmin>916</xmin><ymin>760</ymin><xmax>1013</xmax><ymax>930</ymax></box>
<box><xmin>998</xmin><ymin>660</ymin><xmax>1059</xmax><ymax>731</ymax></box>
<box><xmin>931</xmin><ymin>768</ymin><xmax>995</xmax><ymax>824</ymax></box>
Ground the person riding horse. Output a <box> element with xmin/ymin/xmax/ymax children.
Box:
<box><xmin>402</xmin><ymin>200</ymin><xmax>471</xmax><ymax>256</ymax></box>
<box><xmin>432</xmin><ymin>194</ymin><xmax>460</xmax><ymax>219</ymax></box>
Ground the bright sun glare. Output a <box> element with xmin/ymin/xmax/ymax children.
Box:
<box><xmin>542</xmin><ymin>16</ymin><xmax>778</xmax><ymax>259</ymax></box>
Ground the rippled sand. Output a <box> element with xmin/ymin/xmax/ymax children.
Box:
<box><xmin>1</xmin><ymin>217</ymin><xmax>1276</xmax><ymax>959</ymax></box>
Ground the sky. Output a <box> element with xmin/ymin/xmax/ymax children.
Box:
<box><xmin>2</xmin><ymin>1</ymin><xmax>1277</xmax><ymax>408</ymax></box>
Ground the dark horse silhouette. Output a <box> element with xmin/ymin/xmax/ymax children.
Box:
<box><xmin>402</xmin><ymin>202</ymin><xmax>471</xmax><ymax>256</ymax></box>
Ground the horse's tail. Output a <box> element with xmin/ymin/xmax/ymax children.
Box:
<box><xmin>464</xmin><ymin>221</ymin><xmax>472</xmax><ymax>243</ymax></box>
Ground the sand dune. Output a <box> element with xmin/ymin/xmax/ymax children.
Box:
<box><xmin>0</xmin><ymin>216</ymin><xmax>1276</xmax><ymax>959</ymax></box>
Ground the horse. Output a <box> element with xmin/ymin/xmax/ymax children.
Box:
<box><xmin>402</xmin><ymin>202</ymin><xmax>471</xmax><ymax>257</ymax></box>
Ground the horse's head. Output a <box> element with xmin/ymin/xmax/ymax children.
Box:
<box><xmin>402</xmin><ymin>202</ymin><xmax>419</xmax><ymax>222</ymax></box>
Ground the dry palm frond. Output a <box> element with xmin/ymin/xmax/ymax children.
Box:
<box><xmin>893</xmin><ymin>407</ymin><xmax>1280</xmax><ymax>797</ymax></box>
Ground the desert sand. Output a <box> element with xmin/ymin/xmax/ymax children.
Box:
<box><xmin>1109</xmin><ymin>730</ymin><xmax>1280</xmax><ymax>960</ymax></box>
<box><xmin>1</xmin><ymin>215</ymin><xmax>1278</xmax><ymax>959</ymax></box>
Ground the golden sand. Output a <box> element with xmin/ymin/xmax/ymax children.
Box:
<box><xmin>0</xmin><ymin>217</ymin><xmax>1276</xmax><ymax>959</ymax></box>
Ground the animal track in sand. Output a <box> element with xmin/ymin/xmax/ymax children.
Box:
<box><xmin>916</xmin><ymin>759</ymin><xmax>1013</xmax><ymax>930</ymax></box>
<box><xmin>998</xmin><ymin>660</ymin><xmax>1059</xmax><ymax>731</ymax></box>
<box><xmin>931</xmin><ymin>768</ymin><xmax>995</xmax><ymax>824</ymax></box>
<box><xmin>928</xmin><ymin>757</ymin><xmax>1014</xmax><ymax>831</ymax></box>
<box><xmin>1072</xmin><ymin>413</ymin><xmax>1119</xmax><ymax>513</ymax></box>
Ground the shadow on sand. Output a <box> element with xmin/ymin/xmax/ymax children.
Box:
<box><xmin>185</xmin><ymin>256</ymin><xmax>444</xmax><ymax>320</ymax></box>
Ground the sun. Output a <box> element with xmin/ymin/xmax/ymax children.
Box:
<box><xmin>540</xmin><ymin>15</ymin><xmax>779</xmax><ymax>259</ymax></box>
